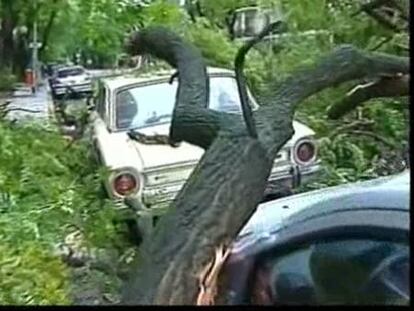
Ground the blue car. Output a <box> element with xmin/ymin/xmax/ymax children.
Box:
<box><xmin>222</xmin><ymin>170</ymin><xmax>409</xmax><ymax>305</ymax></box>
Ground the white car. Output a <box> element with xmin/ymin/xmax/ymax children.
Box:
<box><xmin>89</xmin><ymin>67</ymin><xmax>322</xmax><ymax>223</ymax></box>
<box><xmin>50</xmin><ymin>65</ymin><xmax>93</xmax><ymax>98</ymax></box>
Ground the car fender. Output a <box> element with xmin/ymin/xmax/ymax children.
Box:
<box><xmin>92</xmin><ymin>117</ymin><xmax>144</xmax><ymax>197</ymax></box>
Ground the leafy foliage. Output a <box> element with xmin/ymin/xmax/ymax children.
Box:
<box><xmin>0</xmin><ymin>121</ymin><xmax>133</xmax><ymax>304</ymax></box>
<box><xmin>0</xmin><ymin>0</ymin><xmax>408</xmax><ymax>305</ymax></box>
<box><xmin>0</xmin><ymin>69</ymin><xmax>17</xmax><ymax>92</ymax></box>
<box><xmin>0</xmin><ymin>243</ymin><xmax>70</xmax><ymax>305</ymax></box>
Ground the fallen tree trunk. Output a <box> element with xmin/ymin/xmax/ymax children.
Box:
<box><xmin>121</xmin><ymin>26</ymin><xmax>409</xmax><ymax>305</ymax></box>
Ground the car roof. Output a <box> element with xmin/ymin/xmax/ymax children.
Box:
<box><xmin>100</xmin><ymin>66</ymin><xmax>235</xmax><ymax>90</ymax></box>
<box><xmin>238</xmin><ymin>169</ymin><xmax>410</xmax><ymax>237</ymax></box>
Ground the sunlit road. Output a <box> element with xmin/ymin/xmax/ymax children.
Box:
<box><xmin>6</xmin><ymin>83</ymin><xmax>51</xmax><ymax>122</ymax></box>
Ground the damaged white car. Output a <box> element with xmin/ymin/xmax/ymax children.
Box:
<box><xmin>89</xmin><ymin>67</ymin><xmax>322</xmax><ymax>229</ymax></box>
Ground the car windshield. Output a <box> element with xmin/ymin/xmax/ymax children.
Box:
<box><xmin>115</xmin><ymin>75</ymin><xmax>250</xmax><ymax>130</ymax></box>
<box><xmin>58</xmin><ymin>67</ymin><xmax>84</xmax><ymax>78</ymax></box>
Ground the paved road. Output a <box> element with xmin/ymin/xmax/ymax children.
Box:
<box><xmin>6</xmin><ymin>83</ymin><xmax>52</xmax><ymax>123</ymax></box>
<box><xmin>4</xmin><ymin>68</ymin><xmax>136</xmax><ymax>123</ymax></box>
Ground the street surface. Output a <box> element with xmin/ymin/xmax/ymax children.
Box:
<box><xmin>6</xmin><ymin>82</ymin><xmax>51</xmax><ymax>122</ymax></box>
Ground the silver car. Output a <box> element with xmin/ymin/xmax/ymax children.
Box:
<box><xmin>50</xmin><ymin>66</ymin><xmax>92</xmax><ymax>98</ymax></box>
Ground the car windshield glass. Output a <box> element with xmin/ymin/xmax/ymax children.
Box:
<box><xmin>115</xmin><ymin>75</ymin><xmax>249</xmax><ymax>130</ymax></box>
<box><xmin>58</xmin><ymin>68</ymin><xmax>84</xmax><ymax>78</ymax></box>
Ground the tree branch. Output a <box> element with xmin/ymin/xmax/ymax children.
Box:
<box><xmin>125</xmin><ymin>27</ymin><xmax>250</xmax><ymax>149</ymax></box>
<box><xmin>355</xmin><ymin>0</ymin><xmax>409</xmax><ymax>31</ymax></box>
<box><xmin>328</xmin><ymin>119</ymin><xmax>375</xmax><ymax>138</ymax></box>
<box><xmin>39</xmin><ymin>0</ymin><xmax>59</xmax><ymax>56</ymax></box>
<box><xmin>235</xmin><ymin>21</ymin><xmax>284</xmax><ymax>138</ymax></box>
<box><xmin>348</xmin><ymin>130</ymin><xmax>398</xmax><ymax>149</ymax></box>
<box><xmin>121</xmin><ymin>27</ymin><xmax>409</xmax><ymax>306</ymax></box>
<box><xmin>327</xmin><ymin>74</ymin><xmax>409</xmax><ymax>119</ymax></box>
<box><xmin>257</xmin><ymin>45</ymin><xmax>409</xmax><ymax>157</ymax></box>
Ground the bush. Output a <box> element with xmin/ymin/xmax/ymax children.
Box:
<box><xmin>0</xmin><ymin>120</ymin><xmax>132</xmax><ymax>304</ymax></box>
<box><xmin>0</xmin><ymin>69</ymin><xmax>17</xmax><ymax>92</ymax></box>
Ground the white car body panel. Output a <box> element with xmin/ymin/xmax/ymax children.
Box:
<box><xmin>90</xmin><ymin>67</ymin><xmax>321</xmax><ymax>209</ymax></box>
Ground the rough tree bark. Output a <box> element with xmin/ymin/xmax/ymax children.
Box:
<box><xmin>121</xmin><ymin>26</ymin><xmax>409</xmax><ymax>305</ymax></box>
<box><xmin>327</xmin><ymin>74</ymin><xmax>409</xmax><ymax>119</ymax></box>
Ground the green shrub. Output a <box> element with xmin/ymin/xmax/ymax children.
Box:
<box><xmin>0</xmin><ymin>69</ymin><xmax>17</xmax><ymax>92</ymax></box>
<box><xmin>0</xmin><ymin>120</ymin><xmax>131</xmax><ymax>304</ymax></box>
<box><xmin>0</xmin><ymin>243</ymin><xmax>70</xmax><ymax>305</ymax></box>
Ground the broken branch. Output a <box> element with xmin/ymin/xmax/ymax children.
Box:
<box><xmin>327</xmin><ymin>74</ymin><xmax>409</xmax><ymax>119</ymax></box>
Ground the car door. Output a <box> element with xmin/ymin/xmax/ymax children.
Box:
<box><xmin>223</xmin><ymin>195</ymin><xmax>409</xmax><ymax>305</ymax></box>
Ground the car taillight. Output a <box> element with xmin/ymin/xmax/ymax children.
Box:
<box><xmin>113</xmin><ymin>173</ymin><xmax>138</xmax><ymax>196</ymax></box>
<box><xmin>294</xmin><ymin>139</ymin><xmax>316</xmax><ymax>165</ymax></box>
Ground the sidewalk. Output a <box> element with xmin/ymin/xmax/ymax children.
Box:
<box><xmin>5</xmin><ymin>81</ymin><xmax>53</xmax><ymax>122</ymax></box>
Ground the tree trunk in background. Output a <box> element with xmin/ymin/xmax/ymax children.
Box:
<box><xmin>39</xmin><ymin>0</ymin><xmax>59</xmax><ymax>58</ymax></box>
<box><xmin>0</xmin><ymin>15</ymin><xmax>15</xmax><ymax>69</ymax></box>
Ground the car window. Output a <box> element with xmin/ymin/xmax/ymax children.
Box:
<box><xmin>115</xmin><ymin>76</ymin><xmax>251</xmax><ymax>130</ymax></box>
<box><xmin>249</xmin><ymin>239</ymin><xmax>409</xmax><ymax>305</ymax></box>
<box><xmin>58</xmin><ymin>67</ymin><xmax>84</xmax><ymax>78</ymax></box>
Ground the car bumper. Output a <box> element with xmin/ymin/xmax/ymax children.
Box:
<box><xmin>110</xmin><ymin>163</ymin><xmax>322</xmax><ymax>216</ymax></box>
<box><xmin>52</xmin><ymin>83</ymin><xmax>92</xmax><ymax>95</ymax></box>
<box><xmin>137</xmin><ymin>163</ymin><xmax>323</xmax><ymax>211</ymax></box>
<box><xmin>264</xmin><ymin>163</ymin><xmax>322</xmax><ymax>199</ymax></box>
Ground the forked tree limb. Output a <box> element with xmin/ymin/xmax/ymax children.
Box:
<box><xmin>256</xmin><ymin>45</ymin><xmax>408</xmax><ymax>157</ymax></box>
<box><xmin>234</xmin><ymin>21</ymin><xmax>284</xmax><ymax>138</ymax></box>
<box><xmin>121</xmin><ymin>27</ymin><xmax>409</xmax><ymax>305</ymax></box>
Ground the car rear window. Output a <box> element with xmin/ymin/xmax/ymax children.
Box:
<box><xmin>57</xmin><ymin>67</ymin><xmax>84</xmax><ymax>78</ymax></box>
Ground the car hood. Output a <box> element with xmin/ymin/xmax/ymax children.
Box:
<box><xmin>222</xmin><ymin>170</ymin><xmax>410</xmax><ymax>305</ymax></box>
<box><xmin>237</xmin><ymin>169</ymin><xmax>410</xmax><ymax>238</ymax></box>
<box><xmin>117</xmin><ymin>120</ymin><xmax>314</xmax><ymax>171</ymax></box>
<box><xmin>111</xmin><ymin>123</ymin><xmax>204</xmax><ymax>171</ymax></box>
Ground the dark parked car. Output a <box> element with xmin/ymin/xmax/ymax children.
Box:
<box><xmin>222</xmin><ymin>169</ymin><xmax>409</xmax><ymax>305</ymax></box>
